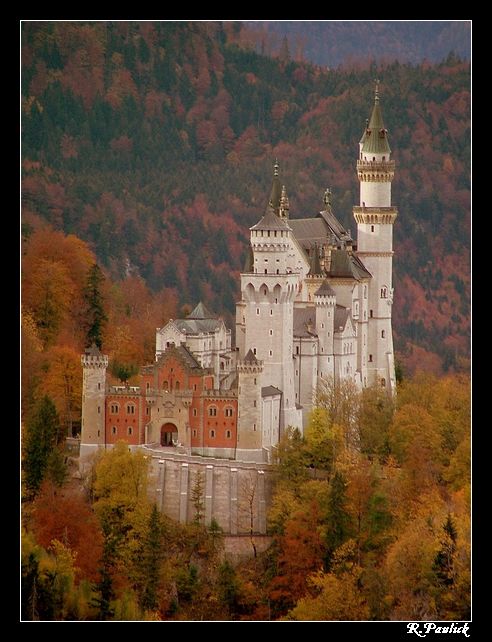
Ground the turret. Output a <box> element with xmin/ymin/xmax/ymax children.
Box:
<box><xmin>80</xmin><ymin>343</ymin><xmax>108</xmax><ymax>465</ymax></box>
<box><xmin>236</xmin><ymin>349</ymin><xmax>264</xmax><ymax>461</ymax></box>
<box><xmin>314</xmin><ymin>281</ymin><xmax>336</xmax><ymax>381</ymax></box>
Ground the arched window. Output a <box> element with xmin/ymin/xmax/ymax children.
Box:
<box><xmin>110</xmin><ymin>404</ymin><xmax>119</xmax><ymax>414</ymax></box>
<box><xmin>127</xmin><ymin>404</ymin><xmax>135</xmax><ymax>415</ymax></box>
<box><xmin>163</xmin><ymin>380</ymin><xmax>169</xmax><ymax>391</ymax></box>
<box><xmin>128</xmin><ymin>426</ymin><xmax>133</xmax><ymax>436</ymax></box>
<box><xmin>226</xmin><ymin>429</ymin><xmax>232</xmax><ymax>439</ymax></box>
<box><xmin>225</xmin><ymin>407</ymin><xmax>233</xmax><ymax>417</ymax></box>
<box><xmin>210</xmin><ymin>429</ymin><xmax>215</xmax><ymax>438</ymax></box>
<box><xmin>112</xmin><ymin>426</ymin><xmax>117</xmax><ymax>435</ymax></box>
<box><xmin>381</xmin><ymin>286</ymin><xmax>388</xmax><ymax>298</ymax></box>
<box><xmin>208</xmin><ymin>406</ymin><xmax>217</xmax><ymax>417</ymax></box>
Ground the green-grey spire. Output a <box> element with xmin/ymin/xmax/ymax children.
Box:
<box><xmin>361</xmin><ymin>81</ymin><xmax>391</xmax><ymax>155</ymax></box>
<box><xmin>268</xmin><ymin>158</ymin><xmax>282</xmax><ymax>215</ymax></box>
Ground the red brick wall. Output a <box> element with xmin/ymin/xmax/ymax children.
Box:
<box><xmin>105</xmin><ymin>395</ymin><xmax>141</xmax><ymax>445</ymax></box>
<box><xmin>203</xmin><ymin>398</ymin><xmax>238</xmax><ymax>448</ymax></box>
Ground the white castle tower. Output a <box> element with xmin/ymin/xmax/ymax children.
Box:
<box><xmin>353</xmin><ymin>83</ymin><xmax>397</xmax><ymax>393</ymax></box>
<box><xmin>80</xmin><ymin>343</ymin><xmax>108</xmax><ymax>463</ymax></box>
<box><xmin>237</xmin><ymin>162</ymin><xmax>302</xmax><ymax>431</ymax></box>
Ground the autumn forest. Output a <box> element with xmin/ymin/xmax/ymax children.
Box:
<box><xmin>21</xmin><ymin>21</ymin><xmax>470</xmax><ymax>621</ymax></box>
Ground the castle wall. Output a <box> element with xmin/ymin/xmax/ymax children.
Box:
<box><xmin>144</xmin><ymin>448</ymin><xmax>273</xmax><ymax>534</ymax></box>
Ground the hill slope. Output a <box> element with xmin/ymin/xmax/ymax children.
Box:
<box><xmin>21</xmin><ymin>21</ymin><xmax>470</xmax><ymax>374</ymax></box>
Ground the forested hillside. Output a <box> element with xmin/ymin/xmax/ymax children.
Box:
<box><xmin>21</xmin><ymin>21</ymin><xmax>470</xmax><ymax>374</ymax></box>
<box><xmin>244</xmin><ymin>21</ymin><xmax>471</xmax><ymax>67</ymax></box>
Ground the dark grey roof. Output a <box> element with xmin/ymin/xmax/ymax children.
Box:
<box><xmin>315</xmin><ymin>281</ymin><xmax>336</xmax><ymax>297</ymax></box>
<box><xmin>317</xmin><ymin>209</ymin><xmax>353</xmax><ymax>242</ymax></box>
<box><xmin>187</xmin><ymin>302</ymin><xmax>215</xmax><ymax>319</ymax></box>
<box><xmin>174</xmin><ymin>318</ymin><xmax>222</xmax><ymax>334</ymax></box>
<box><xmin>293</xmin><ymin>307</ymin><xmax>317</xmax><ymax>338</ymax></box>
<box><xmin>243</xmin><ymin>349</ymin><xmax>259</xmax><ymax>364</ymax></box>
<box><xmin>361</xmin><ymin>97</ymin><xmax>391</xmax><ymax>155</ymax></box>
<box><xmin>288</xmin><ymin>218</ymin><xmax>330</xmax><ymax>249</ymax></box>
<box><xmin>351</xmin><ymin>253</ymin><xmax>372</xmax><ymax>279</ymax></box>
<box><xmin>329</xmin><ymin>249</ymin><xmax>372</xmax><ymax>281</ymax></box>
<box><xmin>177</xmin><ymin>344</ymin><xmax>203</xmax><ymax>369</ymax></box>
<box><xmin>251</xmin><ymin>205</ymin><xmax>291</xmax><ymax>231</ymax></box>
<box><xmin>262</xmin><ymin>385</ymin><xmax>282</xmax><ymax>398</ymax></box>
<box><xmin>334</xmin><ymin>305</ymin><xmax>351</xmax><ymax>333</ymax></box>
<box><xmin>154</xmin><ymin>344</ymin><xmax>203</xmax><ymax>370</ymax></box>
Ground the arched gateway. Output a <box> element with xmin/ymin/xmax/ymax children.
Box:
<box><xmin>160</xmin><ymin>422</ymin><xmax>178</xmax><ymax>447</ymax></box>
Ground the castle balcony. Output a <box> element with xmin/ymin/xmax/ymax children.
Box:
<box><xmin>356</xmin><ymin>160</ymin><xmax>395</xmax><ymax>172</ymax></box>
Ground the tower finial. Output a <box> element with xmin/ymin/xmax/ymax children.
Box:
<box><xmin>374</xmin><ymin>78</ymin><xmax>380</xmax><ymax>103</ymax></box>
<box><xmin>274</xmin><ymin>158</ymin><xmax>279</xmax><ymax>177</ymax></box>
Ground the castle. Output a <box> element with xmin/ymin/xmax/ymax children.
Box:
<box><xmin>80</xmin><ymin>88</ymin><xmax>397</xmax><ymax>466</ymax></box>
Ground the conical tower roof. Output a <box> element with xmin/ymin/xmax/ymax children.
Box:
<box><xmin>361</xmin><ymin>83</ymin><xmax>391</xmax><ymax>155</ymax></box>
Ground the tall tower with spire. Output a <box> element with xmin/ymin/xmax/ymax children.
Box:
<box><xmin>353</xmin><ymin>82</ymin><xmax>397</xmax><ymax>393</ymax></box>
<box><xmin>236</xmin><ymin>161</ymin><xmax>304</xmax><ymax>432</ymax></box>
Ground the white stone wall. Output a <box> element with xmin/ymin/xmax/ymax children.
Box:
<box><xmin>261</xmin><ymin>394</ymin><xmax>281</xmax><ymax>452</ymax></box>
<box><xmin>360</xmin><ymin>180</ymin><xmax>391</xmax><ymax>207</ymax></box>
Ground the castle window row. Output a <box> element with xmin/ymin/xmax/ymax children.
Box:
<box><xmin>208</xmin><ymin>429</ymin><xmax>233</xmax><ymax>439</ymax></box>
<box><xmin>110</xmin><ymin>403</ymin><xmax>136</xmax><ymax>415</ymax></box>
<box><xmin>111</xmin><ymin>426</ymin><xmax>134</xmax><ymax>436</ymax></box>
<box><xmin>207</xmin><ymin>406</ymin><xmax>235</xmax><ymax>417</ymax></box>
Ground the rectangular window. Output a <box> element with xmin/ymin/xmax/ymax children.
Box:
<box><xmin>253</xmin><ymin>424</ymin><xmax>256</xmax><ymax>431</ymax></box>
<box><xmin>370</xmin><ymin>309</ymin><xmax>373</xmax><ymax>318</ymax></box>
<box><xmin>98</xmin><ymin>383</ymin><xmax>101</xmax><ymax>390</ymax></box>
<box><xmin>270</xmin><ymin>309</ymin><xmax>273</xmax><ymax>316</ymax></box>
<box><xmin>193</xmin><ymin>408</ymin><xmax>197</xmax><ymax>417</ymax></box>
<box><xmin>369</xmin><ymin>354</ymin><xmax>373</xmax><ymax>363</ymax></box>
<box><xmin>98</xmin><ymin>406</ymin><xmax>101</xmax><ymax>414</ymax></box>
<box><xmin>381</xmin><ymin>330</ymin><xmax>385</xmax><ymax>338</ymax></box>
<box><xmin>97</xmin><ymin>430</ymin><xmax>100</xmax><ymax>437</ymax></box>
<box><xmin>146</xmin><ymin>407</ymin><xmax>149</xmax><ymax>415</ymax></box>
<box><xmin>146</xmin><ymin>382</ymin><xmax>150</xmax><ymax>391</ymax></box>
<box><xmin>269</xmin><ymin>350</ymin><xmax>273</xmax><ymax>357</ymax></box>
<box><xmin>256</xmin><ymin>308</ymin><xmax>260</xmax><ymax>315</ymax></box>
<box><xmin>269</xmin><ymin>329</ymin><xmax>273</xmax><ymax>336</ymax></box>
<box><xmin>253</xmin><ymin>400</ymin><xmax>257</xmax><ymax>407</ymax></box>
